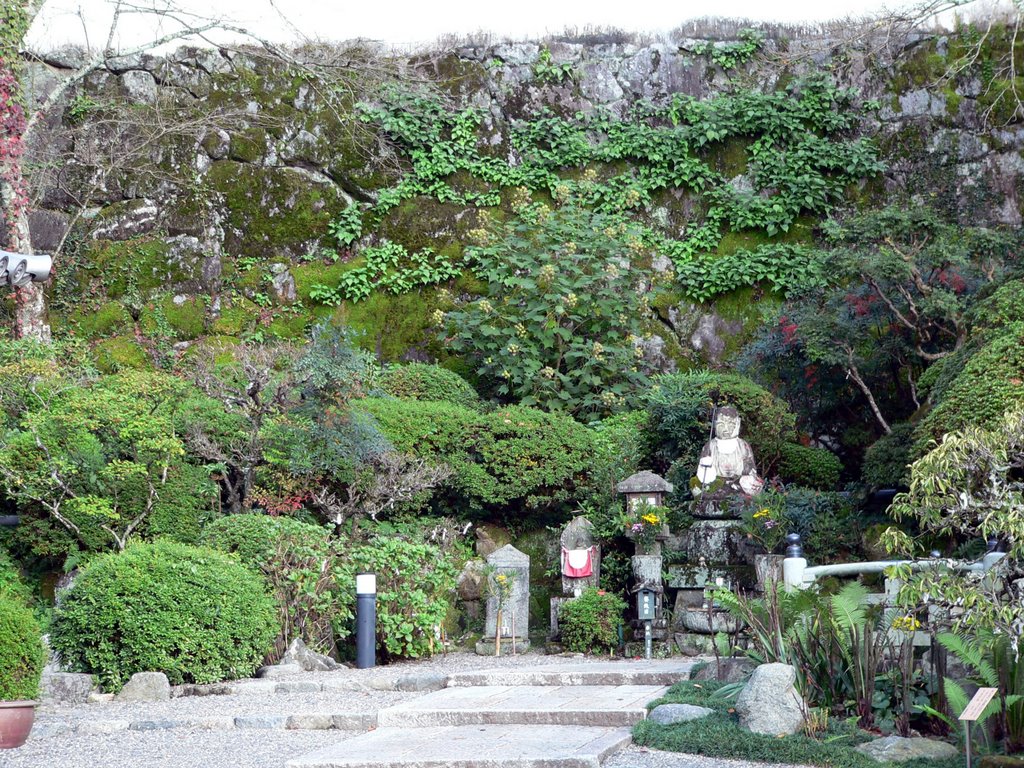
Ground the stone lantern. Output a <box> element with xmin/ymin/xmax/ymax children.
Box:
<box><xmin>616</xmin><ymin>470</ymin><xmax>673</xmax><ymax>511</ymax></box>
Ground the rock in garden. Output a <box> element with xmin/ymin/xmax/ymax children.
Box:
<box><xmin>734</xmin><ymin>663</ymin><xmax>805</xmax><ymax>736</ymax></box>
<box><xmin>257</xmin><ymin>663</ymin><xmax>304</xmax><ymax>679</ymax></box>
<box><xmin>280</xmin><ymin>638</ymin><xmax>339</xmax><ymax>672</ymax></box>
<box><xmin>39</xmin><ymin>671</ymin><xmax>95</xmax><ymax>704</ymax></box>
<box><xmin>116</xmin><ymin>672</ymin><xmax>171</xmax><ymax>702</ymax></box>
<box><xmin>648</xmin><ymin>703</ymin><xmax>714</xmax><ymax>724</ymax></box>
<box><xmin>856</xmin><ymin>736</ymin><xmax>959</xmax><ymax>762</ymax></box>
<box><xmin>691</xmin><ymin>658</ymin><xmax>755</xmax><ymax>684</ymax></box>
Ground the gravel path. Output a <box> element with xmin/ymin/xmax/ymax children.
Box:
<box><xmin>0</xmin><ymin>651</ymin><xmax>782</xmax><ymax>768</ymax></box>
<box><xmin>0</xmin><ymin>728</ymin><xmax>356</xmax><ymax>768</ymax></box>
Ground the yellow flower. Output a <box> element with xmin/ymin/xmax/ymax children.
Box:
<box><xmin>753</xmin><ymin>508</ymin><xmax>772</xmax><ymax>519</ymax></box>
<box><xmin>641</xmin><ymin>513</ymin><xmax>660</xmax><ymax>525</ymax></box>
<box><xmin>892</xmin><ymin>615</ymin><xmax>922</xmax><ymax>631</ymax></box>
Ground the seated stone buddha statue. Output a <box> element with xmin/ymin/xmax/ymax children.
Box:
<box><xmin>695</xmin><ymin>406</ymin><xmax>764</xmax><ymax>496</ymax></box>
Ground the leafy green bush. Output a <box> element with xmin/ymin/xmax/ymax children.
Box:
<box><xmin>0</xmin><ymin>594</ymin><xmax>45</xmax><ymax>701</ymax></box>
<box><xmin>778</xmin><ymin>443</ymin><xmax>841</xmax><ymax>490</ymax></box>
<box><xmin>338</xmin><ymin>536</ymin><xmax>459</xmax><ymax>660</ymax></box>
<box><xmin>358</xmin><ymin>397</ymin><xmax>598</xmax><ymax>516</ymax></box>
<box><xmin>378</xmin><ymin>363</ymin><xmax>481</xmax><ymax>409</ymax></box>
<box><xmin>780</xmin><ymin>489</ymin><xmax>860</xmax><ymax>563</ymax></box>
<box><xmin>558</xmin><ymin>588</ymin><xmax>626</xmax><ymax>653</ymax></box>
<box><xmin>0</xmin><ymin>548</ymin><xmax>31</xmax><ymax>603</ymax></box>
<box><xmin>645</xmin><ymin>371</ymin><xmax>796</xmax><ymax>477</ymax></box>
<box><xmin>50</xmin><ymin>540</ymin><xmax>279</xmax><ymax>690</ymax></box>
<box><xmin>202</xmin><ymin>515</ymin><xmax>343</xmax><ymax>659</ymax></box>
<box><xmin>444</xmin><ymin>203</ymin><xmax>652</xmax><ymax>418</ymax></box>
<box><xmin>862</xmin><ymin>423</ymin><xmax>914</xmax><ymax>488</ymax></box>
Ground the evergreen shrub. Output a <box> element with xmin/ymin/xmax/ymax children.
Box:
<box><xmin>50</xmin><ymin>540</ymin><xmax>278</xmax><ymax>691</ymax></box>
<box><xmin>378</xmin><ymin>363</ymin><xmax>481</xmax><ymax>409</ymax></box>
<box><xmin>203</xmin><ymin>515</ymin><xmax>343</xmax><ymax>659</ymax></box>
<box><xmin>778</xmin><ymin>443</ymin><xmax>841</xmax><ymax>490</ymax></box>
<box><xmin>558</xmin><ymin>588</ymin><xmax>626</xmax><ymax>653</ymax></box>
<box><xmin>0</xmin><ymin>594</ymin><xmax>45</xmax><ymax>701</ymax></box>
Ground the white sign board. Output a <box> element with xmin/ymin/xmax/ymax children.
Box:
<box><xmin>959</xmin><ymin>688</ymin><xmax>998</xmax><ymax>722</ymax></box>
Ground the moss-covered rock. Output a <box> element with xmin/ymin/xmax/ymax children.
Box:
<box><xmin>210</xmin><ymin>298</ymin><xmax>261</xmax><ymax>336</ymax></box>
<box><xmin>93</xmin><ymin>337</ymin><xmax>150</xmax><ymax>372</ymax></box>
<box><xmin>72</xmin><ymin>301</ymin><xmax>133</xmax><ymax>338</ymax></box>
<box><xmin>140</xmin><ymin>294</ymin><xmax>208</xmax><ymax>340</ymax></box>
<box><xmin>205</xmin><ymin>162</ymin><xmax>344</xmax><ymax>261</ymax></box>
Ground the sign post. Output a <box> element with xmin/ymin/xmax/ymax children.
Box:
<box><xmin>959</xmin><ymin>687</ymin><xmax>998</xmax><ymax>768</ymax></box>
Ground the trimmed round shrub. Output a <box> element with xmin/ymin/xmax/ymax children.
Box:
<box><xmin>778</xmin><ymin>443</ymin><xmax>841</xmax><ymax>490</ymax></box>
<box><xmin>0</xmin><ymin>594</ymin><xmax>45</xmax><ymax>700</ymax></box>
<box><xmin>50</xmin><ymin>540</ymin><xmax>279</xmax><ymax>691</ymax></box>
<box><xmin>558</xmin><ymin>588</ymin><xmax>626</xmax><ymax>654</ymax></box>
<box><xmin>379</xmin><ymin>363</ymin><xmax>481</xmax><ymax>409</ymax></box>
<box><xmin>203</xmin><ymin>515</ymin><xmax>343</xmax><ymax>659</ymax></box>
<box><xmin>862</xmin><ymin>423</ymin><xmax>914</xmax><ymax>489</ymax></box>
<box><xmin>913</xmin><ymin>322</ymin><xmax>1024</xmax><ymax>455</ymax></box>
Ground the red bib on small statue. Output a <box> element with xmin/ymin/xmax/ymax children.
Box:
<box><xmin>561</xmin><ymin>546</ymin><xmax>594</xmax><ymax>578</ymax></box>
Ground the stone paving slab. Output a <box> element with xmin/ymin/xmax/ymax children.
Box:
<box><xmin>377</xmin><ymin>685</ymin><xmax>667</xmax><ymax>728</ymax></box>
<box><xmin>446</xmin><ymin>661</ymin><xmax>693</xmax><ymax>688</ymax></box>
<box><xmin>286</xmin><ymin>724</ymin><xmax>633</xmax><ymax>768</ymax></box>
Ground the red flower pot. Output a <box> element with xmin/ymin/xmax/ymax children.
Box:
<box><xmin>0</xmin><ymin>701</ymin><xmax>37</xmax><ymax>749</ymax></box>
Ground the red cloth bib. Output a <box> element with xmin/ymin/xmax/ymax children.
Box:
<box><xmin>561</xmin><ymin>546</ymin><xmax>594</xmax><ymax>578</ymax></box>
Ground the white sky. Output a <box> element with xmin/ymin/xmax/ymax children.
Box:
<box><xmin>24</xmin><ymin>0</ymin><xmax>969</xmax><ymax>52</ymax></box>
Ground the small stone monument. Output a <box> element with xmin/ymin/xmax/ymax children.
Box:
<box><xmin>476</xmin><ymin>544</ymin><xmax>530</xmax><ymax>655</ymax></box>
<box><xmin>549</xmin><ymin>516</ymin><xmax>601</xmax><ymax>638</ymax></box>
<box><xmin>617</xmin><ymin>471</ymin><xmax>672</xmax><ymax>642</ymax></box>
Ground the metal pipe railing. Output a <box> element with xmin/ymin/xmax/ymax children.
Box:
<box><xmin>782</xmin><ymin>533</ymin><xmax>1007</xmax><ymax>590</ymax></box>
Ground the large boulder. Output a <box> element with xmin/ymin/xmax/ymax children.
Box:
<box><xmin>39</xmin><ymin>671</ymin><xmax>95</xmax><ymax>704</ymax></box>
<box><xmin>115</xmin><ymin>671</ymin><xmax>171</xmax><ymax>702</ymax></box>
<box><xmin>856</xmin><ymin>736</ymin><xmax>959</xmax><ymax>762</ymax></box>
<box><xmin>734</xmin><ymin>663</ymin><xmax>805</xmax><ymax>736</ymax></box>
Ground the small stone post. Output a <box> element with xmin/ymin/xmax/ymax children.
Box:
<box><xmin>476</xmin><ymin>544</ymin><xmax>530</xmax><ymax>655</ymax></box>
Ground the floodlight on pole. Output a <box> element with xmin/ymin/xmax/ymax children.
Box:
<box><xmin>0</xmin><ymin>250</ymin><xmax>52</xmax><ymax>286</ymax></box>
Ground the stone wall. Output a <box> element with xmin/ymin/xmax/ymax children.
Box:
<box><xmin>15</xmin><ymin>27</ymin><xmax>1024</xmax><ymax>368</ymax></box>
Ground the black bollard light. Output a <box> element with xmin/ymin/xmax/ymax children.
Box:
<box><xmin>355</xmin><ymin>573</ymin><xmax>377</xmax><ymax>669</ymax></box>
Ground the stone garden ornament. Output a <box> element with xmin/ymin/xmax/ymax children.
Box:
<box><xmin>696</xmin><ymin>406</ymin><xmax>764</xmax><ymax>496</ymax></box>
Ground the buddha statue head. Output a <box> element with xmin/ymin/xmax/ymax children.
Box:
<box><xmin>713</xmin><ymin>406</ymin><xmax>741</xmax><ymax>440</ymax></box>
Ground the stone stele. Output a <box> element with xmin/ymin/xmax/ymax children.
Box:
<box><xmin>482</xmin><ymin>544</ymin><xmax>530</xmax><ymax>644</ymax></box>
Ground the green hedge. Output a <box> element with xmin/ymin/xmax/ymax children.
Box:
<box><xmin>862</xmin><ymin>423</ymin><xmax>914</xmax><ymax>489</ymax></box>
<box><xmin>378</xmin><ymin>363</ymin><xmax>481</xmax><ymax>409</ymax></box>
<box><xmin>0</xmin><ymin>594</ymin><xmax>45</xmax><ymax>701</ymax></box>
<box><xmin>50</xmin><ymin>540</ymin><xmax>279</xmax><ymax>691</ymax></box>
<box><xmin>357</xmin><ymin>398</ymin><xmax>598</xmax><ymax>516</ymax></box>
<box><xmin>778</xmin><ymin>443</ymin><xmax>841</xmax><ymax>490</ymax></box>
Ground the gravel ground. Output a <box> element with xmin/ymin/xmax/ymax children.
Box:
<box><xmin>0</xmin><ymin>728</ymin><xmax>356</xmax><ymax>768</ymax></box>
<box><xmin>38</xmin><ymin>688</ymin><xmax>413</xmax><ymax>723</ymax></box>
<box><xmin>0</xmin><ymin>651</ymin><xmax>728</xmax><ymax>768</ymax></box>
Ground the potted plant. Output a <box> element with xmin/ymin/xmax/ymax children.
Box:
<box><xmin>0</xmin><ymin>593</ymin><xmax>45</xmax><ymax>749</ymax></box>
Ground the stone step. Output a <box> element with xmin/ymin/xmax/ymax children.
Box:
<box><xmin>376</xmin><ymin>684</ymin><xmax>666</xmax><ymax>728</ymax></box>
<box><xmin>446</xmin><ymin>660</ymin><xmax>694</xmax><ymax>688</ymax></box>
<box><xmin>286</xmin><ymin>724</ymin><xmax>632</xmax><ymax>768</ymax></box>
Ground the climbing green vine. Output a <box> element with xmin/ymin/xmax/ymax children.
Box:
<box><xmin>307</xmin><ymin>69</ymin><xmax>882</xmax><ymax>307</ymax></box>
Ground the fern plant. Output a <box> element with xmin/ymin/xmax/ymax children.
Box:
<box><xmin>918</xmin><ymin>631</ymin><xmax>1024</xmax><ymax>751</ymax></box>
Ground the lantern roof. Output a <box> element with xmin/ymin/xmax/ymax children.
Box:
<box><xmin>616</xmin><ymin>470</ymin><xmax>673</xmax><ymax>494</ymax></box>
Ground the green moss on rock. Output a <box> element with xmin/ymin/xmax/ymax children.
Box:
<box><xmin>93</xmin><ymin>337</ymin><xmax>150</xmax><ymax>373</ymax></box>
<box><xmin>72</xmin><ymin>301</ymin><xmax>133</xmax><ymax>338</ymax></box>
<box><xmin>206</xmin><ymin>161</ymin><xmax>343</xmax><ymax>260</ymax></box>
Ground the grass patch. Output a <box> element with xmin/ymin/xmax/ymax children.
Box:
<box><xmin>633</xmin><ymin>680</ymin><xmax>960</xmax><ymax>768</ymax></box>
